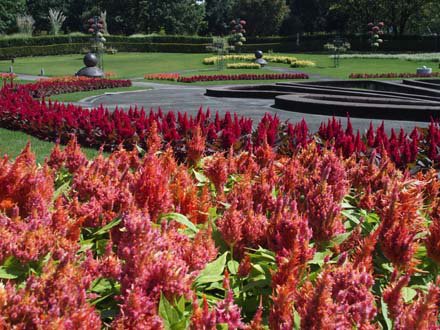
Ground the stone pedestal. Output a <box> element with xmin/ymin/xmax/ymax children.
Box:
<box><xmin>254</xmin><ymin>50</ymin><xmax>267</xmax><ymax>67</ymax></box>
<box><xmin>76</xmin><ymin>53</ymin><xmax>104</xmax><ymax>78</ymax></box>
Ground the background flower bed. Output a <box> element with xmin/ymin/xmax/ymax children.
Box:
<box><xmin>202</xmin><ymin>54</ymin><xmax>316</xmax><ymax>68</ymax></box>
<box><xmin>226</xmin><ymin>63</ymin><xmax>261</xmax><ymax>69</ymax></box>
<box><xmin>0</xmin><ymin>84</ymin><xmax>439</xmax><ymax>169</ymax></box>
<box><xmin>0</xmin><ymin>134</ymin><xmax>439</xmax><ymax>328</ymax></box>
<box><xmin>18</xmin><ymin>76</ymin><xmax>132</xmax><ymax>98</ymax></box>
<box><xmin>177</xmin><ymin>73</ymin><xmax>309</xmax><ymax>83</ymax></box>
<box><xmin>349</xmin><ymin>72</ymin><xmax>440</xmax><ymax>79</ymax></box>
<box><xmin>144</xmin><ymin>72</ymin><xmax>309</xmax><ymax>82</ymax></box>
<box><xmin>336</xmin><ymin>52</ymin><xmax>440</xmax><ymax>61</ymax></box>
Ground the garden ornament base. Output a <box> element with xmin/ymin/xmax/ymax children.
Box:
<box><xmin>76</xmin><ymin>52</ymin><xmax>104</xmax><ymax>78</ymax></box>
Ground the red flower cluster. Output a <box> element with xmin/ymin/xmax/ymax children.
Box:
<box><xmin>1</xmin><ymin>85</ymin><xmax>440</xmax><ymax>169</ymax></box>
<box><xmin>0</xmin><ymin>138</ymin><xmax>439</xmax><ymax>328</ymax></box>
<box><xmin>17</xmin><ymin>76</ymin><xmax>131</xmax><ymax>98</ymax></box>
<box><xmin>143</xmin><ymin>72</ymin><xmax>309</xmax><ymax>83</ymax></box>
<box><xmin>349</xmin><ymin>72</ymin><xmax>440</xmax><ymax>79</ymax></box>
<box><xmin>144</xmin><ymin>73</ymin><xmax>180</xmax><ymax>81</ymax></box>
<box><xmin>178</xmin><ymin>73</ymin><xmax>309</xmax><ymax>83</ymax></box>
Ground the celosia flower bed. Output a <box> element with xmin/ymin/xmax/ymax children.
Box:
<box><xmin>349</xmin><ymin>72</ymin><xmax>440</xmax><ymax>79</ymax></box>
<box><xmin>178</xmin><ymin>73</ymin><xmax>309</xmax><ymax>83</ymax></box>
<box><xmin>144</xmin><ymin>73</ymin><xmax>181</xmax><ymax>81</ymax></box>
<box><xmin>0</xmin><ymin>73</ymin><xmax>16</xmax><ymax>81</ymax></box>
<box><xmin>144</xmin><ymin>72</ymin><xmax>309</xmax><ymax>83</ymax></box>
<box><xmin>0</xmin><ymin>134</ymin><xmax>439</xmax><ymax>328</ymax></box>
<box><xmin>0</xmin><ymin>85</ymin><xmax>440</xmax><ymax>169</ymax></box>
<box><xmin>15</xmin><ymin>76</ymin><xmax>132</xmax><ymax>98</ymax></box>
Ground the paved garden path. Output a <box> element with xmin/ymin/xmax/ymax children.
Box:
<box><xmin>5</xmin><ymin>72</ymin><xmax>430</xmax><ymax>132</ymax></box>
<box><xmin>80</xmin><ymin>81</ymin><xmax>430</xmax><ymax>132</ymax></box>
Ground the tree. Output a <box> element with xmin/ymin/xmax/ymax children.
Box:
<box><xmin>205</xmin><ymin>0</ymin><xmax>235</xmax><ymax>35</ymax></box>
<box><xmin>135</xmin><ymin>0</ymin><xmax>206</xmax><ymax>35</ymax></box>
<box><xmin>385</xmin><ymin>0</ymin><xmax>433</xmax><ymax>35</ymax></box>
<box><xmin>232</xmin><ymin>0</ymin><xmax>289</xmax><ymax>36</ymax></box>
<box><xmin>26</xmin><ymin>0</ymin><xmax>70</xmax><ymax>32</ymax></box>
<box><xmin>0</xmin><ymin>0</ymin><xmax>26</xmax><ymax>34</ymax></box>
<box><xmin>331</xmin><ymin>0</ymin><xmax>435</xmax><ymax>35</ymax></box>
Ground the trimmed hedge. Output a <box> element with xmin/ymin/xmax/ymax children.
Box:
<box><xmin>0</xmin><ymin>35</ymin><xmax>212</xmax><ymax>48</ymax></box>
<box><xmin>0</xmin><ymin>34</ymin><xmax>440</xmax><ymax>59</ymax></box>
<box><xmin>0</xmin><ymin>43</ymin><xmax>88</xmax><ymax>59</ymax></box>
<box><xmin>0</xmin><ymin>42</ymin><xmax>211</xmax><ymax>60</ymax></box>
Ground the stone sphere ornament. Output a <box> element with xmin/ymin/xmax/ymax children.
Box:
<box><xmin>254</xmin><ymin>50</ymin><xmax>267</xmax><ymax>66</ymax></box>
<box><xmin>76</xmin><ymin>53</ymin><xmax>103</xmax><ymax>78</ymax></box>
<box><xmin>255</xmin><ymin>50</ymin><xmax>264</xmax><ymax>59</ymax></box>
<box><xmin>84</xmin><ymin>53</ymin><xmax>99</xmax><ymax>67</ymax></box>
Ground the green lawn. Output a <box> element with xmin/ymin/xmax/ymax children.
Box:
<box><xmin>0</xmin><ymin>53</ymin><xmax>209</xmax><ymax>78</ymax></box>
<box><xmin>1</xmin><ymin>52</ymin><xmax>435</xmax><ymax>80</ymax></box>
<box><xmin>282</xmin><ymin>54</ymin><xmax>436</xmax><ymax>79</ymax></box>
<box><xmin>48</xmin><ymin>86</ymin><xmax>152</xmax><ymax>102</ymax></box>
<box><xmin>0</xmin><ymin>128</ymin><xmax>101</xmax><ymax>164</ymax></box>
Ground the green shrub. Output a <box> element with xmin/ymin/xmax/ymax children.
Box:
<box><xmin>0</xmin><ymin>34</ymin><xmax>439</xmax><ymax>58</ymax></box>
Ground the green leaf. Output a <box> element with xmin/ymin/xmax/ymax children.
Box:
<box><xmin>161</xmin><ymin>213</ymin><xmax>198</xmax><ymax>234</ymax></box>
<box><xmin>341</xmin><ymin>209</ymin><xmax>360</xmax><ymax>225</ymax></box>
<box><xmin>159</xmin><ymin>293</ymin><xmax>189</xmax><ymax>330</ymax></box>
<box><xmin>308</xmin><ymin>251</ymin><xmax>332</xmax><ymax>267</ymax></box>
<box><xmin>94</xmin><ymin>217</ymin><xmax>122</xmax><ymax>236</ymax></box>
<box><xmin>0</xmin><ymin>267</ymin><xmax>18</xmax><ymax>279</ymax></box>
<box><xmin>78</xmin><ymin>239</ymin><xmax>94</xmax><ymax>253</ymax></box>
<box><xmin>330</xmin><ymin>232</ymin><xmax>351</xmax><ymax>246</ymax></box>
<box><xmin>341</xmin><ymin>200</ymin><xmax>355</xmax><ymax>209</ymax></box>
<box><xmin>193</xmin><ymin>169</ymin><xmax>209</xmax><ymax>183</ymax></box>
<box><xmin>227</xmin><ymin>260</ymin><xmax>239</xmax><ymax>275</ymax></box>
<box><xmin>52</xmin><ymin>181</ymin><xmax>70</xmax><ymax>204</ymax></box>
<box><xmin>159</xmin><ymin>293</ymin><xmax>181</xmax><ymax>329</ymax></box>
<box><xmin>91</xmin><ymin>278</ymin><xmax>114</xmax><ymax>294</ymax></box>
<box><xmin>135</xmin><ymin>144</ymin><xmax>146</xmax><ymax>156</ymax></box>
<box><xmin>293</xmin><ymin>308</ymin><xmax>301</xmax><ymax>330</ymax></box>
<box><xmin>217</xmin><ymin>324</ymin><xmax>229</xmax><ymax>330</ymax></box>
<box><xmin>381</xmin><ymin>298</ymin><xmax>393</xmax><ymax>330</ymax></box>
<box><xmin>196</xmin><ymin>275</ymin><xmax>225</xmax><ymax>285</ymax></box>
<box><xmin>195</xmin><ymin>252</ymin><xmax>228</xmax><ymax>287</ymax></box>
<box><xmin>402</xmin><ymin>287</ymin><xmax>417</xmax><ymax>303</ymax></box>
<box><xmin>251</xmin><ymin>264</ymin><xmax>266</xmax><ymax>274</ymax></box>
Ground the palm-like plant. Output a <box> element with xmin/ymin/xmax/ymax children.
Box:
<box><xmin>48</xmin><ymin>9</ymin><xmax>66</xmax><ymax>35</ymax></box>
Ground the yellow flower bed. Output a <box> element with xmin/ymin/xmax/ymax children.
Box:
<box><xmin>226</xmin><ymin>63</ymin><xmax>261</xmax><ymax>69</ymax></box>
<box><xmin>203</xmin><ymin>55</ymin><xmax>255</xmax><ymax>65</ymax></box>
<box><xmin>290</xmin><ymin>60</ymin><xmax>316</xmax><ymax>68</ymax></box>
<box><xmin>203</xmin><ymin>54</ymin><xmax>298</xmax><ymax>65</ymax></box>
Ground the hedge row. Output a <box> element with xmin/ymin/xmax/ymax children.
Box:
<box><xmin>1</xmin><ymin>34</ymin><xmax>440</xmax><ymax>59</ymax></box>
<box><xmin>0</xmin><ymin>35</ymin><xmax>212</xmax><ymax>48</ymax></box>
<box><xmin>0</xmin><ymin>42</ymin><xmax>212</xmax><ymax>60</ymax></box>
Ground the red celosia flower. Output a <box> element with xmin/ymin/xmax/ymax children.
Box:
<box><xmin>190</xmin><ymin>295</ymin><xmax>217</xmax><ymax>330</ymax></box>
<box><xmin>297</xmin><ymin>263</ymin><xmax>377</xmax><ymax>329</ymax></box>
<box><xmin>215</xmin><ymin>273</ymin><xmax>245</xmax><ymax>329</ymax></box>
<box><xmin>133</xmin><ymin>153</ymin><xmax>172</xmax><ymax>220</ymax></box>
<box><xmin>187</xmin><ymin>126</ymin><xmax>206</xmax><ymax>165</ymax></box>
<box><xmin>378</xmin><ymin>179</ymin><xmax>425</xmax><ymax>269</ymax></box>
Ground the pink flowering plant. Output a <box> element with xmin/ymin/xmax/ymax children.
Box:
<box><xmin>0</xmin><ymin>125</ymin><xmax>439</xmax><ymax>328</ymax></box>
<box><xmin>1</xmin><ymin>84</ymin><xmax>440</xmax><ymax>170</ymax></box>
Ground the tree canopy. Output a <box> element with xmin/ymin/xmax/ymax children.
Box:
<box><xmin>0</xmin><ymin>0</ymin><xmax>438</xmax><ymax>36</ymax></box>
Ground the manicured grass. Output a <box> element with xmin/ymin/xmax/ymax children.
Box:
<box><xmin>287</xmin><ymin>54</ymin><xmax>437</xmax><ymax>79</ymax></box>
<box><xmin>0</xmin><ymin>128</ymin><xmax>101</xmax><ymax>164</ymax></box>
<box><xmin>0</xmin><ymin>53</ymin><xmax>210</xmax><ymax>78</ymax></box>
<box><xmin>48</xmin><ymin>86</ymin><xmax>152</xmax><ymax>102</ymax></box>
<box><xmin>0</xmin><ymin>52</ymin><xmax>436</xmax><ymax>81</ymax></box>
